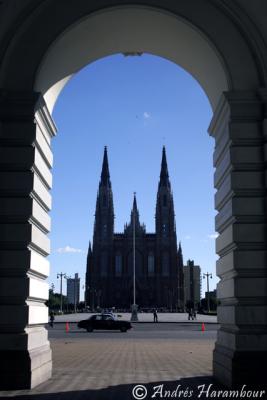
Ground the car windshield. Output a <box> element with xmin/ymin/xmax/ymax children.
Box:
<box><xmin>88</xmin><ymin>313</ymin><xmax>117</xmax><ymax>321</ymax></box>
<box><xmin>103</xmin><ymin>315</ymin><xmax>114</xmax><ymax>320</ymax></box>
<box><xmin>89</xmin><ymin>315</ymin><xmax>101</xmax><ymax>321</ymax></box>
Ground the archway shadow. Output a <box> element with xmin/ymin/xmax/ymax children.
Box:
<box><xmin>2</xmin><ymin>376</ymin><xmax>266</xmax><ymax>400</ymax></box>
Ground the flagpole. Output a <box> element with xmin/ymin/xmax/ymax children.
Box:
<box><xmin>131</xmin><ymin>192</ymin><xmax>138</xmax><ymax>321</ymax></box>
<box><xmin>133</xmin><ymin>195</ymin><xmax>136</xmax><ymax>305</ymax></box>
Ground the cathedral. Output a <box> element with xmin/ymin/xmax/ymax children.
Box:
<box><xmin>85</xmin><ymin>147</ymin><xmax>184</xmax><ymax>310</ymax></box>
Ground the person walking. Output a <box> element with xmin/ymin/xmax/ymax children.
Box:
<box><xmin>153</xmin><ymin>309</ymin><xmax>158</xmax><ymax>323</ymax></box>
<box><xmin>188</xmin><ymin>308</ymin><xmax>194</xmax><ymax>321</ymax></box>
<box><xmin>49</xmin><ymin>311</ymin><xmax>55</xmax><ymax>328</ymax></box>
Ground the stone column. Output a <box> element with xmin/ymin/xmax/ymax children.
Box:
<box><xmin>0</xmin><ymin>91</ymin><xmax>56</xmax><ymax>389</ymax></box>
<box><xmin>210</xmin><ymin>90</ymin><xmax>267</xmax><ymax>387</ymax></box>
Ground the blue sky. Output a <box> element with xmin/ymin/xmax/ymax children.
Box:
<box><xmin>49</xmin><ymin>54</ymin><xmax>218</xmax><ymax>299</ymax></box>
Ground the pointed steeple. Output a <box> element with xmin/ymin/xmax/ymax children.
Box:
<box><xmin>124</xmin><ymin>193</ymin><xmax>145</xmax><ymax>235</ymax></box>
<box><xmin>156</xmin><ymin>146</ymin><xmax>176</xmax><ymax>238</ymax></box>
<box><xmin>93</xmin><ymin>147</ymin><xmax>114</xmax><ymax>242</ymax></box>
<box><xmin>132</xmin><ymin>192</ymin><xmax>138</xmax><ymax>214</ymax></box>
<box><xmin>87</xmin><ymin>240</ymin><xmax>92</xmax><ymax>260</ymax></box>
<box><xmin>100</xmin><ymin>146</ymin><xmax>110</xmax><ymax>185</ymax></box>
<box><xmin>178</xmin><ymin>241</ymin><xmax>184</xmax><ymax>267</ymax></box>
<box><xmin>131</xmin><ymin>192</ymin><xmax>139</xmax><ymax>222</ymax></box>
<box><xmin>178</xmin><ymin>242</ymin><xmax>183</xmax><ymax>259</ymax></box>
<box><xmin>159</xmin><ymin>146</ymin><xmax>170</xmax><ymax>187</ymax></box>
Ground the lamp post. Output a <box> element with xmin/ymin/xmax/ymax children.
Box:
<box><xmin>57</xmin><ymin>272</ymin><xmax>66</xmax><ymax>313</ymax></box>
<box><xmin>73</xmin><ymin>276</ymin><xmax>76</xmax><ymax>313</ymax></box>
<box><xmin>131</xmin><ymin>192</ymin><xmax>138</xmax><ymax>321</ymax></box>
<box><xmin>65</xmin><ymin>275</ymin><xmax>72</xmax><ymax>312</ymax></box>
<box><xmin>203</xmin><ymin>272</ymin><xmax>212</xmax><ymax>313</ymax></box>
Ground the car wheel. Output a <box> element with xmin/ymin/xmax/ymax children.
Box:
<box><xmin>120</xmin><ymin>326</ymin><xmax>127</xmax><ymax>332</ymax></box>
<box><xmin>87</xmin><ymin>326</ymin><xmax>93</xmax><ymax>332</ymax></box>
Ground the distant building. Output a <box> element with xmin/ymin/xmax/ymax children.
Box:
<box><xmin>205</xmin><ymin>289</ymin><xmax>217</xmax><ymax>310</ymax></box>
<box><xmin>183</xmin><ymin>260</ymin><xmax>201</xmax><ymax>308</ymax></box>
<box><xmin>67</xmin><ymin>273</ymin><xmax>80</xmax><ymax>306</ymax></box>
<box><xmin>205</xmin><ymin>289</ymin><xmax>217</xmax><ymax>300</ymax></box>
<box><xmin>85</xmin><ymin>146</ymin><xmax>184</xmax><ymax>310</ymax></box>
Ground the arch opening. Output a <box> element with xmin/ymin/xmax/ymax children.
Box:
<box><xmin>48</xmin><ymin>56</ymin><xmax>218</xmax><ymax>388</ymax></box>
<box><xmin>0</xmin><ymin>1</ymin><xmax>266</xmax><ymax>391</ymax></box>
<box><xmin>34</xmin><ymin>6</ymin><xmax>229</xmax><ymax>113</ymax></box>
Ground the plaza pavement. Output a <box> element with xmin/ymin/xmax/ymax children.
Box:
<box><xmin>0</xmin><ymin>323</ymin><xmax>221</xmax><ymax>400</ymax></box>
<box><xmin>54</xmin><ymin>312</ymin><xmax>217</xmax><ymax>323</ymax></box>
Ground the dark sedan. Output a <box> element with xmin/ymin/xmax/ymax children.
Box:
<box><xmin>77</xmin><ymin>313</ymin><xmax>132</xmax><ymax>332</ymax></box>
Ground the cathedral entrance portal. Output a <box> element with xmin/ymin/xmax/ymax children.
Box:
<box><xmin>0</xmin><ymin>1</ymin><xmax>266</xmax><ymax>390</ymax></box>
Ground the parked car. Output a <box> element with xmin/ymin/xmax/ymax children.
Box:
<box><xmin>77</xmin><ymin>313</ymin><xmax>132</xmax><ymax>332</ymax></box>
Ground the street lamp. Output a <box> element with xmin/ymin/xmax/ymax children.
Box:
<box><xmin>203</xmin><ymin>272</ymin><xmax>212</xmax><ymax>313</ymax></box>
<box><xmin>73</xmin><ymin>276</ymin><xmax>76</xmax><ymax>313</ymax></box>
<box><xmin>65</xmin><ymin>275</ymin><xmax>72</xmax><ymax>312</ymax></box>
<box><xmin>57</xmin><ymin>272</ymin><xmax>66</xmax><ymax>313</ymax></box>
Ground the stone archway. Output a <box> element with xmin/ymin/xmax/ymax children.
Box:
<box><xmin>0</xmin><ymin>0</ymin><xmax>266</xmax><ymax>390</ymax></box>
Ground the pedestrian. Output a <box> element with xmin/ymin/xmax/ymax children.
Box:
<box><xmin>49</xmin><ymin>311</ymin><xmax>55</xmax><ymax>328</ymax></box>
<box><xmin>188</xmin><ymin>308</ymin><xmax>193</xmax><ymax>321</ymax></box>
<box><xmin>193</xmin><ymin>309</ymin><xmax>197</xmax><ymax>320</ymax></box>
<box><xmin>153</xmin><ymin>309</ymin><xmax>158</xmax><ymax>323</ymax></box>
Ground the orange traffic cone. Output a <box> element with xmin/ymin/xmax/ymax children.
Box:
<box><xmin>65</xmin><ymin>322</ymin><xmax>69</xmax><ymax>333</ymax></box>
<box><xmin>201</xmin><ymin>322</ymin><xmax>205</xmax><ymax>332</ymax></box>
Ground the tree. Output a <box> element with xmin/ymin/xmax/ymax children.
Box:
<box><xmin>46</xmin><ymin>289</ymin><xmax>67</xmax><ymax>312</ymax></box>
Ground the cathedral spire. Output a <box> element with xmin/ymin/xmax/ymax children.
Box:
<box><xmin>131</xmin><ymin>192</ymin><xmax>139</xmax><ymax>221</ymax></box>
<box><xmin>156</xmin><ymin>146</ymin><xmax>176</xmax><ymax>238</ymax></box>
<box><xmin>133</xmin><ymin>192</ymin><xmax>138</xmax><ymax>214</ymax></box>
<box><xmin>100</xmin><ymin>146</ymin><xmax>110</xmax><ymax>185</ymax></box>
<box><xmin>93</xmin><ymin>147</ymin><xmax>114</xmax><ymax>243</ymax></box>
<box><xmin>178</xmin><ymin>242</ymin><xmax>183</xmax><ymax>262</ymax></box>
<box><xmin>159</xmin><ymin>146</ymin><xmax>170</xmax><ymax>187</ymax></box>
<box><xmin>124</xmin><ymin>192</ymin><xmax>146</xmax><ymax>235</ymax></box>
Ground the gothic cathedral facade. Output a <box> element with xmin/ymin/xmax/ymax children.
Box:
<box><xmin>85</xmin><ymin>147</ymin><xmax>184</xmax><ymax>310</ymax></box>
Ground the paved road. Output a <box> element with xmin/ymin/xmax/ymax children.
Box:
<box><xmin>48</xmin><ymin>322</ymin><xmax>218</xmax><ymax>340</ymax></box>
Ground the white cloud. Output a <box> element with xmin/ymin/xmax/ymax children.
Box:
<box><xmin>143</xmin><ymin>111</ymin><xmax>151</xmax><ymax>119</ymax></box>
<box><xmin>208</xmin><ymin>233</ymin><xmax>219</xmax><ymax>239</ymax></box>
<box><xmin>185</xmin><ymin>235</ymin><xmax>191</xmax><ymax>240</ymax></box>
<box><xmin>56</xmin><ymin>245</ymin><xmax>83</xmax><ymax>254</ymax></box>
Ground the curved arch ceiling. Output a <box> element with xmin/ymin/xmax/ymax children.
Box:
<box><xmin>34</xmin><ymin>7</ymin><xmax>229</xmax><ymax>112</ymax></box>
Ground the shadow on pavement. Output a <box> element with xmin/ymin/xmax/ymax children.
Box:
<box><xmin>2</xmin><ymin>376</ymin><xmax>266</xmax><ymax>400</ymax></box>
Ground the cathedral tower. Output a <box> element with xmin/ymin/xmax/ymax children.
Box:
<box><xmin>155</xmin><ymin>146</ymin><xmax>182</xmax><ymax>309</ymax></box>
<box><xmin>86</xmin><ymin>147</ymin><xmax>114</xmax><ymax>307</ymax></box>
<box><xmin>93</xmin><ymin>146</ymin><xmax>114</xmax><ymax>245</ymax></box>
<box><xmin>156</xmin><ymin>146</ymin><xmax>176</xmax><ymax>240</ymax></box>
